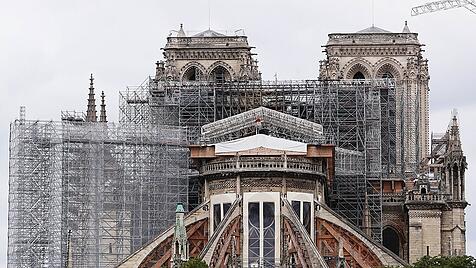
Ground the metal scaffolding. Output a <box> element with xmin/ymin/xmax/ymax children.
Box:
<box><xmin>8</xmin><ymin>118</ymin><xmax>188</xmax><ymax>267</ymax></box>
<box><xmin>119</xmin><ymin>77</ymin><xmax>420</xmax><ymax>242</ymax></box>
<box><xmin>8</xmin><ymin>75</ymin><xmax>420</xmax><ymax>267</ymax></box>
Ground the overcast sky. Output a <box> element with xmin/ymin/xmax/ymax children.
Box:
<box><xmin>1</xmin><ymin>0</ymin><xmax>475</xmax><ymax>266</ymax></box>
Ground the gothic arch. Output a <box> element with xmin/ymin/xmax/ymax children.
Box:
<box><xmin>453</xmin><ymin>163</ymin><xmax>460</xmax><ymax>199</ymax></box>
<box><xmin>382</xmin><ymin>225</ymin><xmax>404</xmax><ymax>258</ymax></box>
<box><xmin>180</xmin><ymin>62</ymin><xmax>207</xmax><ymax>81</ymax></box>
<box><xmin>207</xmin><ymin>61</ymin><xmax>236</xmax><ymax>81</ymax></box>
<box><xmin>375</xmin><ymin>58</ymin><xmax>404</xmax><ymax>80</ymax></box>
<box><xmin>343</xmin><ymin>58</ymin><xmax>373</xmax><ymax>79</ymax></box>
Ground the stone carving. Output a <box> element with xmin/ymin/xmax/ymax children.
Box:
<box><xmin>406</xmin><ymin>56</ymin><xmax>418</xmax><ymax>79</ymax></box>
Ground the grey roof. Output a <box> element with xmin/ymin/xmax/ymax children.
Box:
<box><xmin>357</xmin><ymin>26</ymin><xmax>392</xmax><ymax>33</ymax></box>
<box><xmin>193</xmin><ymin>29</ymin><xmax>226</xmax><ymax>37</ymax></box>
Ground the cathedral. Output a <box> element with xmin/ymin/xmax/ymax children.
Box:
<box><xmin>116</xmin><ymin>23</ymin><xmax>468</xmax><ymax>267</ymax></box>
<box><xmin>7</xmin><ymin>22</ymin><xmax>468</xmax><ymax>268</ymax></box>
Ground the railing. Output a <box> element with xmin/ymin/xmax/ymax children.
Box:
<box><xmin>406</xmin><ymin>192</ymin><xmax>449</xmax><ymax>202</ymax></box>
<box><xmin>166</xmin><ymin>36</ymin><xmax>249</xmax><ymax>46</ymax></box>
<box><xmin>327</xmin><ymin>33</ymin><xmax>419</xmax><ymax>43</ymax></box>
<box><xmin>382</xmin><ymin>193</ymin><xmax>406</xmax><ymax>204</ymax></box>
<box><xmin>201</xmin><ymin>156</ymin><xmax>324</xmax><ymax>176</ymax></box>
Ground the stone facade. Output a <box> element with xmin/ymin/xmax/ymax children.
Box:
<box><xmin>319</xmin><ymin>23</ymin><xmax>430</xmax><ymax>171</ymax></box>
<box><xmin>441</xmin><ymin>207</ymin><xmax>466</xmax><ymax>256</ymax></box>
<box><xmin>317</xmin><ymin>23</ymin><xmax>467</xmax><ymax>264</ymax></box>
<box><xmin>404</xmin><ymin>114</ymin><xmax>468</xmax><ymax>263</ymax></box>
<box><xmin>407</xmin><ymin>209</ymin><xmax>442</xmax><ymax>263</ymax></box>
<box><xmin>155</xmin><ymin>24</ymin><xmax>260</xmax><ymax>82</ymax></box>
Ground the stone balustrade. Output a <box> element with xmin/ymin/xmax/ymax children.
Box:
<box><xmin>382</xmin><ymin>193</ymin><xmax>405</xmax><ymax>204</ymax></box>
<box><xmin>201</xmin><ymin>156</ymin><xmax>324</xmax><ymax>176</ymax></box>
<box><xmin>406</xmin><ymin>192</ymin><xmax>449</xmax><ymax>203</ymax></box>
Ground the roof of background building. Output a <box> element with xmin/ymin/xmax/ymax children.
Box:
<box><xmin>193</xmin><ymin>29</ymin><xmax>227</xmax><ymax>37</ymax></box>
<box><xmin>357</xmin><ymin>26</ymin><xmax>392</xmax><ymax>33</ymax></box>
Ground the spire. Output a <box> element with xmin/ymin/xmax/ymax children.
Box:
<box><xmin>99</xmin><ymin>91</ymin><xmax>107</xmax><ymax>123</ymax></box>
<box><xmin>402</xmin><ymin>20</ymin><xmax>411</xmax><ymax>33</ymax></box>
<box><xmin>86</xmin><ymin>74</ymin><xmax>97</xmax><ymax>122</ymax></box>
<box><xmin>177</xmin><ymin>24</ymin><xmax>186</xmax><ymax>37</ymax></box>
<box><xmin>448</xmin><ymin>110</ymin><xmax>462</xmax><ymax>153</ymax></box>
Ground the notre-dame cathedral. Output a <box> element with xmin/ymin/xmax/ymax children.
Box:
<box><xmin>8</xmin><ymin>22</ymin><xmax>467</xmax><ymax>267</ymax></box>
<box><xmin>115</xmin><ymin>22</ymin><xmax>468</xmax><ymax>267</ymax></box>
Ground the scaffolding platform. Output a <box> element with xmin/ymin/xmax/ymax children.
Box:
<box><xmin>8</xmin><ymin>119</ymin><xmax>189</xmax><ymax>267</ymax></box>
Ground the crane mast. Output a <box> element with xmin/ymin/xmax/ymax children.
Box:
<box><xmin>412</xmin><ymin>0</ymin><xmax>476</xmax><ymax>15</ymax></box>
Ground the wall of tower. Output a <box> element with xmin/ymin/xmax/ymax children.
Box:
<box><xmin>160</xmin><ymin>34</ymin><xmax>260</xmax><ymax>81</ymax></box>
<box><xmin>408</xmin><ymin>209</ymin><xmax>442</xmax><ymax>264</ymax></box>
<box><xmin>441</xmin><ymin>207</ymin><xmax>466</xmax><ymax>256</ymax></box>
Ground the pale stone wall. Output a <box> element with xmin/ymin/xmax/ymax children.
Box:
<box><xmin>408</xmin><ymin>210</ymin><xmax>442</xmax><ymax>264</ymax></box>
<box><xmin>161</xmin><ymin>35</ymin><xmax>259</xmax><ymax>81</ymax></box>
<box><xmin>441</xmin><ymin>208</ymin><xmax>466</xmax><ymax>256</ymax></box>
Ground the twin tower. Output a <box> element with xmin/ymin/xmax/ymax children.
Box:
<box><xmin>155</xmin><ymin>23</ymin><xmax>429</xmax><ymax>162</ymax></box>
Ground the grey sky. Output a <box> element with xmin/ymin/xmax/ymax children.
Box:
<box><xmin>1</xmin><ymin>0</ymin><xmax>475</xmax><ymax>266</ymax></box>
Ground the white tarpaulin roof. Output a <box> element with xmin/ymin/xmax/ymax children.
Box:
<box><xmin>214</xmin><ymin>134</ymin><xmax>307</xmax><ymax>154</ymax></box>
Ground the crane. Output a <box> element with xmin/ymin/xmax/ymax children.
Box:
<box><xmin>411</xmin><ymin>0</ymin><xmax>476</xmax><ymax>15</ymax></box>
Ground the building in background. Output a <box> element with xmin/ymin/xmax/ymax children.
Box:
<box><xmin>8</xmin><ymin>23</ymin><xmax>467</xmax><ymax>267</ymax></box>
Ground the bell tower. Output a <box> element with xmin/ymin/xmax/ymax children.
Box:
<box><xmin>319</xmin><ymin>22</ymin><xmax>430</xmax><ymax>172</ymax></box>
<box><xmin>155</xmin><ymin>24</ymin><xmax>260</xmax><ymax>82</ymax></box>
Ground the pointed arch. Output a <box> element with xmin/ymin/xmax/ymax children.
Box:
<box><xmin>453</xmin><ymin>163</ymin><xmax>460</xmax><ymax>200</ymax></box>
<box><xmin>180</xmin><ymin>62</ymin><xmax>207</xmax><ymax>81</ymax></box>
<box><xmin>375</xmin><ymin>58</ymin><xmax>404</xmax><ymax>80</ymax></box>
<box><xmin>210</xmin><ymin>66</ymin><xmax>232</xmax><ymax>83</ymax></box>
<box><xmin>207</xmin><ymin>61</ymin><xmax>236</xmax><ymax>81</ymax></box>
<box><xmin>382</xmin><ymin>226</ymin><xmax>401</xmax><ymax>256</ymax></box>
<box><xmin>383</xmin><ymin>226</ymin><xmax>401</xmax><ymax>256</ymax></box>
<box><xmin>343</xmin><ymin>59</ymin><xmax>373</xmax><ymax>80</ymax></box>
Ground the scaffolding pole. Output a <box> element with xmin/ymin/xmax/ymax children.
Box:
<box><xmin>8</xmin><ymin>120</ymin><xmax>189</xmax><ymax>267</ymax></box>
<box><xmin>119</xmin><ymin>78</ymin><xmax>418</xmax><ymax>242</ymax></box>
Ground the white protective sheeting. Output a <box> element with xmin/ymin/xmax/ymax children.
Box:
<box><xmin>214</xmin><ymin>134</ymin><xmax>307</xmax><ymax>154</ymax></box>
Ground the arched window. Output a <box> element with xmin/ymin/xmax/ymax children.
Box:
<box><xmin>183</xmin><ymin>66</ymin><xmax>203</xmax><ymax>81</ymax></box>
<box><xmin>210</xmin><ymin>66</ymin><xmax>231</xmax><ymax>83</ymax></box>
<box><xmin>353</xmin><ymin>71</ymin><xmax>365</xmax><ymax>79</ymax></box>
<box><xmin>453</xmin><ymin>164</ymin><xmax>459</xmax><ymax>200</ymax></box>
<box><xmin>381</xmin><ymin>72</ymin><xmax>394</xmax><ymax>79</ymax></box>
<box><xmin>376</xmin><ymin>63</ymin><xmax>400</xmax><ymax>80</ymax></box>
<box><xmin>383</xmin><ymin>227</ymin><xmax>400</xmax><ymax>256</ymax></box>
<box><xmin>346</xmin><ymin>62</ymin><xmax>371</xmax><ymax>79</ymax></box>
<box><xmin>420</xmin><ymin>187</ymin><xmax>427</xmax><ymax>194</ymax></box>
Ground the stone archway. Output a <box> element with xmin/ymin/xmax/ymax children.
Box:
<box><xmin>383</xmin><ymin>226</ymin><xmax>401</xmax><ymax>256</ymax></box>
<box><xmin>210</xmin><ymin>65</ymin><xmax>232</xmax><ymax>83</ymax></box>
<box><xmin>180</xmin><ymin>62</ymin><xmax>207</xmax><ymax>81</ymax></box>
